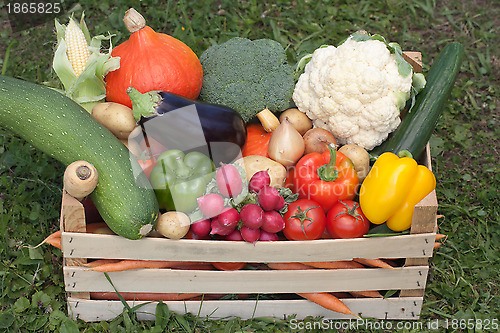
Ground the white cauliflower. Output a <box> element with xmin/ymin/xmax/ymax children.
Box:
<box><xmin>293</xmin><ymin>34</ymin><xmax>417</xmax><ymax>150</ymax></box>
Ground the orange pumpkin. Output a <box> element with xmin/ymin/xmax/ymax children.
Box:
<box><xmin>105</xmin><ymin>8</ymin><xmax>203</xmax><ymax>108</ymax></box>
<box><xmin>242</xmin><ymin>123</ymin><xmax>272</xmax><ymax>157</ymax></box>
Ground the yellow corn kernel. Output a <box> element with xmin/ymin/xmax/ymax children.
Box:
<box><xmin>65</xmin><ymin>19</ymin><xmax>90</xmax><ymax>76</ymax></box>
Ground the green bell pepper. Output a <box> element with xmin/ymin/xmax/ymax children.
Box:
<box><xmin>149</xmin><ymin>149</ymin><xmax>215</xmax><ymax>212</ymax></box>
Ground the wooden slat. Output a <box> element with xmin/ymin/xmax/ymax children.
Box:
<box><xmin>402</xmin><ymin>144</ymin><xmax>438</xmax><ymax>297</ymax></box>
<box><xmin>60</xmin><ymin>191</ymin><xmax>90</xmax><ymax>300</ymax></box>
<box><xmin>67</xmin><ymin>296</ymin><xmax>425</xmax><ymax>322</ymax></box>
<box><xmin>64</xmin><ymin>266</ymin><xmax>428</xmax><ymax>294</ymax></box>
<box><xmin>402</xmin><ymin>51</ymin><xmax>423</xmax><ymax>73</ymax></box>
<box><xmin>60</xmin><ymin>232</ymin><xmax>436</xmax><ymax>263</ymax></box>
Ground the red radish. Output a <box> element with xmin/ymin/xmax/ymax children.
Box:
<box><xmin>274</xmin><ymin>195</ymin><xmax>286</xmax><ymax>211</ymax></box>
<box><xmin>261</xmin><ymin>210</ymin><xmax>285</xmax><ymax>233</ymax></box>
<box><xmin>218</xmin><ymin>207</ymin><xmax>240</xmax><ymax>229</ymax></box>
<box><xmin>190</xmin><ymin>218</ymin><xmax>211</xmax><ymax>237</ymax></box>
<box><xmin>257</xmin><ymin>186</ymin><xmax>282</xmax><ymax>211</ymax></box>
<box><xmin>197</xmin><ymin>193</ymin><xmax>224</xmax><ymax>218</ymax></box>
<box><xmin>248</xmin><ymin>170</ymin><xmax>271</xmax><ymax>193</ymax></box>
<box><xmin>216</xmin><ymin>164</ymin><xmax>243</xmax><ymax>198</ymax></box>
<box><xmin>185</xmin><ymin>230</ymin><xmax>211</xmax><ymax>240</ymax></box>
<box><xmin>225</xmin><ymin>229</ymin><xmax>244</xmax><ymax>241</ymax></box>
<box><xmin>210</xmin><ymin>217</ymin><xmax>234</xmax><ymax>236</ymax></box>
<box><xmin>240</xmin><ymin>226</ymin><xmax>261</xmax><ymax>243</ymax></box>
<box><xmin>239</xmin><ymin>204</ymin><xmax>264</xmax><ymax>229</ymax></box>
<box><xmin>259</xmin><ymin>230</ymin><xmax>279</xmax><ymax>241</ymax></box>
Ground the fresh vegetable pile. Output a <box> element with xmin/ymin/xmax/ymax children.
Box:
<box><xmin>0</xmin><ymin>7</ymin><xmax>464</xmax><ymax>318</ymax></box>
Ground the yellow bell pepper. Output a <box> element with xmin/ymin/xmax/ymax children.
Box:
<box><xmin>359</xmin><ymin>152</ymin><xmax>436</xmax><ymax>231</ymax></box>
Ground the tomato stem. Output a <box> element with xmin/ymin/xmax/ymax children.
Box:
<box><xmin>333</xmin><ymin>200</ymin><xmax>364</xmax><ymax>222</ymax></box>
<box><xmin>290</xmin><ymin>205</ymin><xmax>319</xmax><ymax>238</ymax></box>
<box><xmin>317</xmin><ymin>144</ymin><xmax>338</xmax><ymax>182</ymax></box>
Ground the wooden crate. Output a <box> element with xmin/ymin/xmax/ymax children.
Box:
<box><xmin>60</xmin><ymin>143</ymin><xmax>438</xmax><ymax>322</ymax></box>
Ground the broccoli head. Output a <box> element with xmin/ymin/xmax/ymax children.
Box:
<box><xmin>199</xmin><ymin>37</ymin><xmax>295</xmax><ymax>123</ymax></box>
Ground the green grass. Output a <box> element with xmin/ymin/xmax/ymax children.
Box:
<box><xmin>0</xmin><ymin>0</ymin><xmax>499</xmax><ymax>331</ymax></box>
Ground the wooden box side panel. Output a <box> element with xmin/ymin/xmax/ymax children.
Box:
<box><xmin>61</xmin><ymin>232</ymin><xmax>437</xmax><ymax>263</ymax></box>
<box><xmin>64</xmin><ymin>265</ymin><xmax>429</xmax><ymax>294</ymax></box>
<box><xmin>67</xmin><ymin>297</ymin><xmax>425</xmax><ymax>322</ymax></box>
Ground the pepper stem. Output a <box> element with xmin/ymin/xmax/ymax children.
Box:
<box><xmin>317</xmin><ymin>143</ymin><xmax>339</xmax><ymax>182</ymax></box>
<box><xmin>127</xmin><ymin>87</ymin><xmax>163</xmax><ymax>121</ymax></box>
<box><xmin>398</xmin><ymin>150</ymin><xmax>413</xmax><ymax>159</ymax></box>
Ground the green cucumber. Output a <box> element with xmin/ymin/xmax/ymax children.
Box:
<box><xmin>371</xmin><ymin>42</ymin><xmax>464</xmax><ymax>158</ymax></box>
<box><xmin>0</xmin><ymin>75</ymin><xmax>159</xmax><ymax>239</ymax></box>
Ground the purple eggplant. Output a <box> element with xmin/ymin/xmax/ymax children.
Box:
<box><xmin>127</xmin><ymin>88</ymin><xmax>246</xmax><ymax>165</ymax></box>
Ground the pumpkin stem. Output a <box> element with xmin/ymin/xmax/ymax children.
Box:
<box><xmin>127</xmin><ymin>87</ymin><xmax>162</xmax><ymax>121</ymax></box>
<box><xmin>123</xmin><ymin>8</ymin><xmax>146</xmax><ymax>33</ymax></box>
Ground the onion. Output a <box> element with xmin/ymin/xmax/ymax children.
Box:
<box><xmin>267</xmin><ymin>118</ymin><xmax>305</xmax><ymax>167</ymax></box>
<box><xmin>303</xmin><ymin>128</ymin><xmax>337</xmax><ymax>155</ymax></box>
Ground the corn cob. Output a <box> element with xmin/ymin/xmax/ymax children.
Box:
<box><xmin>64</xmin><ymin>19</ymin><xmax>90</xmax><ymax>76</ymax></box>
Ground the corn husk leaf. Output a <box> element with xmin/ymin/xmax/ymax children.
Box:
<box><xmin>52</xmin><ymin>14</ymin><xmax>119</xmax><ymax>112</ymax></box>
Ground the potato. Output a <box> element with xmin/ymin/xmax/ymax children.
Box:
<box><xmin>91</xmin><ymin>102</ymin><xmax>138</xmax><ymax>140</ymax></box>
<box><xmin>338</xmin><ymin>144</ymin><xmax>370</xmax><ymax>181</ymax></box>
<box><xmin>279</xmin><ymin>108</ymin><xmax>313</xmax><ymax>135</ymax></box>
<box><xmin>235</xmin><ymin>155</ymin><xmax>287</xmax><ymax>187</ymax></box>
<box><xmin>155</xmin><ymin>211</ymin><xmax>191</xmax><ymax>239</ymax></box>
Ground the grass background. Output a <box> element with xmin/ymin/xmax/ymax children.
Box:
<box><xmin>0</xmin><ymin>0</ymin><xmax>498</xmax><ymax>331</ymax></box>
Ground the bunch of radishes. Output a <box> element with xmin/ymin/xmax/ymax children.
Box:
<box><xmin>190</xmin><ymin>165</ymin><xmax>286</xmax><ymax>243</ymax></box>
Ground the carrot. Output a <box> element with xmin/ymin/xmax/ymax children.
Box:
<box><xmin>433</xmin><ymin>242</ymin><xmax>442</xmax><ymax>249</ymax></box>
<box><xmin>297</xmin><ymin>292</ymin><xmax>358</xmax><ymax>317</ymax></box>
<box><xmin>83</xmin><ymin>259</ymin><xmax>122</xmax><ymax>268</ymax></box>
<box><xmin>435</xmin><ymin>233</ymin><xmax>447</xmax><ymax>241</ymax></box>
<box><xmin>267</xmin><ymin>262</ymin><xmax>315</xmax><ymax>270</ymax></box>
<box><xmin>91</xmin><ymin>260</ymin><xmax>185</xmax><ymax>272</ymax></box>
<box><xmin>91</xmin><ymin>292</ymin><xmax>201</xmax><ymax>301</ymax></box>
<box><xmin>353</xmin><ymin>258</ymin><xmax>398</xmax><ymax>269</ymax></box>
<box><xmin>349</xmin><ymin>290</ymin><xmax>383</xmax><ymax>298</ymax></box>
<box><xmin>46</xmin><ymin>236</ymin><xmax>61</xmax><ymax>249</ymax></box>
<box><xmin>30</xmin><ymin>230</ymin><xmax>61</xmax><ymax>249</ymax></box>
<box><xmin>304</xmin><ymin>261</ymin><xmax>364</xmax><ymax>269</ymax></box>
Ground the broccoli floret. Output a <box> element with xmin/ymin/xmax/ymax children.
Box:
<box><xmin>199</xmin><ymin>37</ymin><xmax>295</xmax><ymax>123</ymax></box>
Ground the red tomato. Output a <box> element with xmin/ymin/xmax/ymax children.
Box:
<box><xmin>212</xmin><ymin>262</ymin><xmax>247</xmax><ymax>271</ymax></box>
<box><xmin>283</xmin><ymin>199</ymin><xmax>326</xmax><ymax>240</ymax></box>
<box><xmin>326</xmin><ymin>200</ymin><xmax>370</xmax><ymax>239</ymax></box>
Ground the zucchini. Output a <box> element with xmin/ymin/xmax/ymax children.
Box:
<box><xmin>371</xmin><ymin>42</ymin><xmax>464</xmax><ymax>158</ymax></box>
<box><xmin>0</xmin><ymin>75</ymin><xmax>159</xmax><ymax>239</ymax></box>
